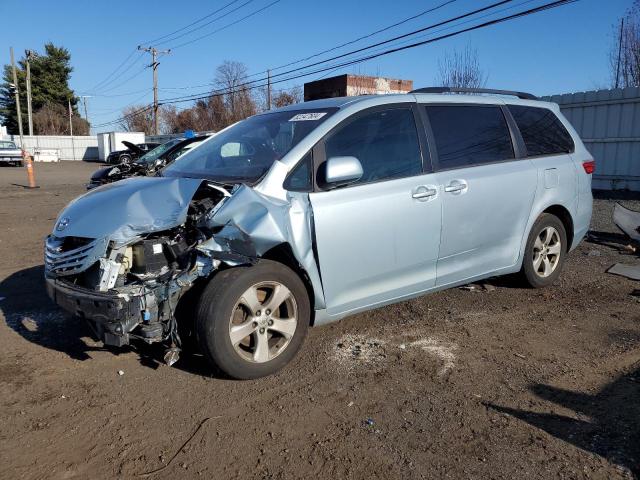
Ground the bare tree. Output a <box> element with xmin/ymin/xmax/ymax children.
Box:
<box><xmin>161</xmin><ymin>60</ymin><xmax>262</xmax><ymax>134</ymax></box>
<box><xmin>437</xmin><ymin>45</ymin><xmax>487</xmax><ymax>89</ymax></box>
<box><xmin>163</xmin><ymin>95</ymin><xmax>229</xmax><ymax>133</ymax></box>
<box><xmin>33</xmin><ymin>102</ymin><xmax>89</xmax><ymax>135</ymax></box>
<box><xmin>215</xmin><ymin>60</ymin><xmax>257</xmax><ymax>123</ymax></box>
<box><xmin>120</xmin><ymin>105</ymin><xmax>155</xmax><ymax>134</ymax></box>
<box><xmin>272</xmin><ymin>86</ymin><xmax>302</xmax><ymax>108</ymax></box>
<box><xmin>610</xmin><ymin>1</ymin><xmax>640</xmax><ymax>88</ymax></box>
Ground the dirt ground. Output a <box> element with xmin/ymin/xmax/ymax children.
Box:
<box><xmin>0</xmin><ymin>161</ymin><xmax>639</xmax><ymax>480</ymax></box>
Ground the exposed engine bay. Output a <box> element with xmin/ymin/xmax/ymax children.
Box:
<box><xmin>44</xmin><ymin>174</ymin><xmax>323</xmax><ymax>366</ymax></box>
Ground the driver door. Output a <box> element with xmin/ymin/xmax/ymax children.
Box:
<box><xmin>309</xmin><ymin>105</ymin><xmax>442</xmax><ymax>316</ymax></box>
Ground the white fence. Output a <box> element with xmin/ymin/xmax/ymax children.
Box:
<box><xmin>1</xmin><ymin>135</ymin><xmax>99</xmax><ymax>161</ymax></box>
<box><xmin>543</xmin><ymin>87</ymin><xmax>640</xmax><ymax>192</ymax></box>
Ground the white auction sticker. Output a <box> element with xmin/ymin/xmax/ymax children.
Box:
<box><xmin>289</xmin><ymin>112</ymin><xmax>327</xmax><ymax>122</ymax></box>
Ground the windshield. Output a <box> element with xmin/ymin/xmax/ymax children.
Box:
<box><xmin>136</xmin><ymin>139</ymin><xmax>182</xmax><ymax>165</ymax></box>
<box><xmin>162</xmin><ymin>108</ymin><xmax>336</xmax><ymax>183</ymax></box>
<box><xmin>0</xmin><ymin>141</ymin><xmax>18</xmax><ymax>149</ymax></box>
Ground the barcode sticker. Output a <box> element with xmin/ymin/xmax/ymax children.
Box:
<box><xmin>289</xmin><ymin>112</ymin><xmax>327</xmax><ymax>122</ymax></box>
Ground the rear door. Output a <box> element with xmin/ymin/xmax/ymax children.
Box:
<box><xmin>422</xmin><ymin>103</ymin><xmax>538</xmax><ymax>286</ymax></box>
<box><xmin>309</xmin><ymin>105</ymin><xmax>442</xmax><ymax>316</ymax></box>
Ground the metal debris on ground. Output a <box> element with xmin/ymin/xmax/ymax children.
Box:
<box><xmin>613</xmin><ymin>203</ymin><xmax>640</xmax><ymax>243</ymax></box>
<box><xmin>117</xmin><ymin>370</ymin><xmax>124</xmax><ymax>376</ymax></box>
<box><xmin>460</xmin><ymin>283</ymin><xmax>496</xmax><ymax>292</ymax></box>
<box><xmin>607</xmin><ymin>263</ymin><xmax>640</xmax><ymax>281</ymax></box>
<box><xmin>163</xmin><ymin>347</ymin><xmax>181</xmax><ymax>367</ymax></box>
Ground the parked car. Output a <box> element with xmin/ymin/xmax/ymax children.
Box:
<box><xmin>87</xmin><ymin>135</ymin><xmax>210</xmax><ymax>190</ymax></box>
<box><xmin>44</xmin><ymin>87</ymin><xmax>593</xmax><ymax>379</ymax></box>
<box><xmin>105</xmin><ymin>141</ymin><xmax>160</xmax><ymax>164</ymax></box>
<box><xmin>0</xmin><ymin>140</ymin><xmax>23</xmax><ymax>166</ymax></box>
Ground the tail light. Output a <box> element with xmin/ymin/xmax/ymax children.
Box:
<box><xmin>582</xmin><ymin>160</ymin><xmax>595</xmax><ymax>174</ymax></box>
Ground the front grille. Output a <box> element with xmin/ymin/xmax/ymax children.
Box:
<box><xmin>44</xmin><ymin>236</ymin><xmax>107</xmax><ymax>276</ymax></box>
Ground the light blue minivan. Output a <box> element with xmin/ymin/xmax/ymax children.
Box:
<box><xmin>45</xmin><ymin>87</ymin><xmax>594</xmax><ymax>379</ymax></box>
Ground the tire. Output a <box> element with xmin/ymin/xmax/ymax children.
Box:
<box><xmin>119</xmin><ymin>154</ymin><xmax>132</xmax><ymax>165</ymax></box>
<box><xmin>521</xmin><ymin>213</ymin><xmax>568</xmax><ymax>288</ymax></box>
<box><xmin>195</xmin><ymin>260</ymin><xmax>310</xmax><ymax>379</ymax></box>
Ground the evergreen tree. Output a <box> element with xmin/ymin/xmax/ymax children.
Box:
<box><xmin>0</xmin><ymin>43</ymin><xmax>87</xmax><ymax>134</ymax></box>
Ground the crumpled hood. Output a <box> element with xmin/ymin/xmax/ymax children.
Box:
<box><xmin>53</xmin><ymin>176</ymin><xmax>203</xmax><ymax>243</ymax></box>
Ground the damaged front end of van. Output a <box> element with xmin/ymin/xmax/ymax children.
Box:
<box><xmin>44</xmin><ymin>170</ymin><xmax>323</xmax><ymax>365</ymax></box>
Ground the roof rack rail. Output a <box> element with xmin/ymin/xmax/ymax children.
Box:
<box><xmin>409</xmin><ymin>87</ymin><xmax>537</xmax><ymax>100</ymax></box>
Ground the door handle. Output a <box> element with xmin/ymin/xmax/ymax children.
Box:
<box><xmin>412</xmin><ymin>186</ymin><xmax>437</xmax><ymax>200</ymax></box>
<box><xmin>444</xmin><ymin>180</ymin><xmax>467</xmax><ymax>193</ymax></box>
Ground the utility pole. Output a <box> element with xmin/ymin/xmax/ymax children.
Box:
<box><xmin>68</xmin><ymin>99</ymin><xmax>76</xmax><ymax>161</ymax></box>
<box><xmin>615</xmin><ymin>18</ymin><xmax>625</xmax><ymax>89</ymax></box>
<box><xmin>79</xmin><ymin>95</ymin><xmax>92</xmax><ymax>133</ymax></box>
<box><xmin>9</xmin><ymin>47</ymin><xmax>24</xmax><ymax>144</ymax></box>
<box><xmin>25</xmin><ymin>49</ymin><xmax>35</xmax><ymax>136</ymax></box>
<box><xmin>138</xmin><ymin>45</ymin><xmax>171</xmax><ymax>135</ymax></box>
<box><xmin>267</xmin><ymin>69</ymin><xmax>272</xmax><ymax>110</ymax></box>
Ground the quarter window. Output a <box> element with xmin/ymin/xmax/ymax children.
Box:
<box><xmin>425</xmin><ymin>105</ymin><xmax>514</xmax><ymax>170</ymax></box>
<box><xmin>323</xmin><ymin>107</ymin><xmax>423</xmax><ymax>185</ymax></box>
<box><xmin>284</xmin><ymin>152</ymin><xmax>312</xmax><ymax>192</ymax></box>
<box><xmin>508</xmin><ymin>105</ymin><xmax>574</xmax><ymax>156</ymax></box>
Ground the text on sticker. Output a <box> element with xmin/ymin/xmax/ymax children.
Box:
<box><xmin>289</xmin><ymin>112</ymin><xmax>327</xmax><ymax>122</ymax></box>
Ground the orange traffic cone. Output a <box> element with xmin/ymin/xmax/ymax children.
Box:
<box><xmin>22</xmin><ymin>149</ymin><xmax>38</xmax><ymax>189</ymax></box>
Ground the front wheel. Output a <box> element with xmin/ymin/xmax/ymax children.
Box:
<box><xmin>195</xmin><ymin>260</ymin><xmax>310</xmax><ymax>379</ymax></box>
<box><xmin>520</xmin><ymin>213</ymin><xmax>567</xmax><ymax>288</ymax></box>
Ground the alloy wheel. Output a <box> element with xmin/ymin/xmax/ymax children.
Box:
<box><xmin>532</xmin><ymin>226</ymin><xmax>562</xmax><ymax>278</ymax></box>
<box><xmin>228</xmin><ymin>281</ymin><xmax>298</xmax><ymax>363</ymax></box>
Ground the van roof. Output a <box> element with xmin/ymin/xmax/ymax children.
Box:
<box><xmin>271</xmin><ymin>92</ymin><xmax>557</xmax><ymax>114</ymax></box>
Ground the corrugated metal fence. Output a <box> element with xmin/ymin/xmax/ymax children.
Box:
<box><xmin>543</xmin><ymin>87</ymin><xmax>640</xmax><ymax>191</ymax></box>
<box><xmin>1</xmin><ymin>135</ymin><xmax>99</xmax><ymax>161</ymax></box>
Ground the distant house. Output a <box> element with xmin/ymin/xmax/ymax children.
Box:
<box><xmin>304</xmin><ymin>74</ymin><xmax>413</xmax><ymax>101</ymax></box>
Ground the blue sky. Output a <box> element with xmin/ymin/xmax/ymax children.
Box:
<box><xmin>0</xmin><ymin>0</ymin><xmax>632</xmax><ymax>130</ymax></box>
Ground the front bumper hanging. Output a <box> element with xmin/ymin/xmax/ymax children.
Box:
<box><xmin>46</xmin><ymin>278</ymin><xmax>145</xmax><ymax>347</ymax></box>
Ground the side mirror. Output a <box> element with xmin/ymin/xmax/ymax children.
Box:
<box><xmin>323</xmin><ymin>156</ymin><xmax>363</xmax><ymax>189</ymax></box>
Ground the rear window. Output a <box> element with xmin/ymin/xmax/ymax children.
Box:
<box><xmin>425</xmin><ymin>105</ymin><xmax>514</xmax><ymax>170</ymax></box>
<box><xmin>508</xmin><ymin>105</ymin><xmax>574</xmax><ymax>156</ymax></box>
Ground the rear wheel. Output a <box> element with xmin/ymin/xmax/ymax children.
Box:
<box><xmin>521</xmin><ymin>213</ymin><xmax>567</xmax><ymax>288</ymax></box>
<box><xmin>195</xmin><ymin>260</ymin><xmax>310</xmax><ymax>379</ymax></box>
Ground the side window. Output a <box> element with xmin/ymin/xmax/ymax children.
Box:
<box><xmin>323</xmin><ymin>107</ymin><xmax>423</xmax><ymax>185</ymax></box>
<box><xmin>508</xmin><ymin>105</ymin><xmax>574</xmax><ymax>156</ymax></box>
<box><xmin>425</xmin><ymin>105</ymin><xmax>514</xmax><ymax>170</ymax></box>
<box><xmin>284</xmin><ymin>152</ymin><xmax>312</xmax><ymax>192</ymax></box>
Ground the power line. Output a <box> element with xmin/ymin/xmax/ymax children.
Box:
<box><xmin>155</xmin><ymin>0</ymin><xmax>258</xmax><ymax>47</ymax></box>
<box><xmin>157</xmin><ymin>0</ymin><xmax>517</xmax><ymax>103</ymax></box>
<box><xmin>79</xmin><ymin>1</ymin><xmax>253</xmax><ymax>95</ymax></box>
<box><xmin>166</xmin><ymin>0</ymin><xmax>283</xmax><ymax>50</ymax></box>
<box><xmin>94</xmin><ymin>0</ymin><xmax>578</xmax><ymax>129</ymax></box>
<box><xmin>90</xmin><ymin>90</ymin><xmax>153</xmax><ymax>116</ymax></box>
<box><xmin>161</xmin><ymin>0</ymin><xmax>578</xmax><ymax>105</ymax></box>
<box><xmin>158</xmin><ymin>0</ymin><xmax>460</xmax><ymax>88</ymax></box>
<box><xmin>83</xmin><ymin>51</ymin><xmax>146</xmax><ymax>95</ymax></box>
<box><xmin>141</xmin><ymin>0</ymin><xmax>243</xmax><ymax>45</ymax></box>
<box><xmin>85</xmin><ymin>49</ymin><xmax>138</xmax><ymax>93</ymax></box>
<box><xmin>264</xmin><ymin>0</ymin><xmax>459</xmax><ymax>75</ymax></box>
<box><xmin>89</xmin><ymin>88</ymin><xmax>153</xmax><ymax>98</ymax></box>
<box><xmin>252</xmin><ymin>0</ymin><xmax>517</xmax><ymax>86</ymax></box>
<box><xmin>83</xmin><ymin>0</ymin><xmax>440</xmax><ymax>101</ymax></box>
<box><xmin>96</xmin><ymin>65</ymin><xmax>149</xmax><ymax>95</ymax></box>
